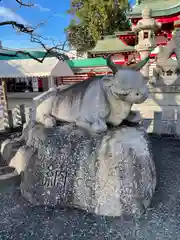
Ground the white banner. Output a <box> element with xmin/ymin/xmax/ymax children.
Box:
<box><xmin>32</xmin><ymin>77</ymin><xmax>39</xmax><ymax>92</ymax></box>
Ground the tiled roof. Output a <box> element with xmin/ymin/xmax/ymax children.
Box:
<box><xmin>128</xmin><ymin>0</ymin><xmax>180</xmax><ymax>18</ymax></box>
<box><xmin>89</xmin><ymin>36</ymin><xmax>134</xmax><ymax>54</ymax></box>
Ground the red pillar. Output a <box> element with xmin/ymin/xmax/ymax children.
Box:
<box><xmin>124</xmin><ymin>54</ymin><xmax>128</xmax><ymax>64</ymax></box>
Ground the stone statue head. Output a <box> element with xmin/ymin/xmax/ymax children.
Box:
<box><xmin>104</xmin><ymin>55</ymin><xmax>149</xmax><ymax>104</ymax></box>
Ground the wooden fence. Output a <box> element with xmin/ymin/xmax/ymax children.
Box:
<box><xmin>1</xmin><ymin>103</ymin><xmax>180</xmax><ymax>136</ymax></box>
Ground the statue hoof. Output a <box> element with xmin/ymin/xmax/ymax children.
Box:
<box><xmin>91</xmin><ymin>122</ymin><xmax>108</xmax><ymax>134</ymax></box>
<box><xmin>44</xmin><ymin>116</ymin><xmax>56</xmax><ymax>128</ymax></box>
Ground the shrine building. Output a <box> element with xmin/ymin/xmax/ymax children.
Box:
<box><xmin>72</xmin><ymin>0</ymin><xmax>180</xmax><ymax>77</ymax></box>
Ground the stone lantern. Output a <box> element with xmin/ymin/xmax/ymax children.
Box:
<box><xmin>132</xmin><ymin>6</ymin><xmax>161</xmax><ymax>78</ymax></box>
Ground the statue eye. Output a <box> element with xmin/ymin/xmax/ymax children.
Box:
<box><xmin>136</xmin><ymin>93</ymin><xmax>139</xmax><ymax>96</ymax></box>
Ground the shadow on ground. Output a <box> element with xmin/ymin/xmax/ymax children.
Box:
<box><xmin>0</xmin><ymin>134</ymin><xmax>180</xmax><ymax>239</ymax></box>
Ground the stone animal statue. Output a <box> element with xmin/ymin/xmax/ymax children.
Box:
<box><xmin>155</xmin><ymin>45</ymin><xmax>178</xmax><ymax>76</ymax></box>
<box><xmin>31</xmin><ymin>56</ymin><xmax>149</xmax><ymax>134</ymax></box>
<box><xmin>155</xmin><ymin>28</ymin><xmax>180</xmax><ymax>76</ymax></box>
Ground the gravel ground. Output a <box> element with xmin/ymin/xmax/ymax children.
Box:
<box><xmin>0</xmin><ymin>134</ymin><xmax>180</xmax><ymax>239</ymax></box>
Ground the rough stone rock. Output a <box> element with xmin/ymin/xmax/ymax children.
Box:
<box><xmin>11</xmin><ymin>123</ymin><xmax>156</xmax><ymax>218</ymax></box>
<box><xmin>9</xmin><ymin>145</ymin><xmax>34</xmax><ymax>175</ymax></box>
<box><xmin>1</xmin><ymin>138</ymin><xmax>24</xmax><ymax>165</ymax></box>
<box><xmin>0</xmin><ymin>130</ymin><xmax>24</xmax><ymax>165</ymax></box>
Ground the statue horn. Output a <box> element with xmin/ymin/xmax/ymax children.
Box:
<box><xmin>106</xmin><ymin>54</ymin><xmax>123</xmax><ymax>74</ymax></box>
<box><xmin>129</xmin><ymin>55</ymin><xmax>150</xmax><ymax>71</ymax></box>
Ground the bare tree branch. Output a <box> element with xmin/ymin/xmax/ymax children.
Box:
<box><xmin>0</xmin><ymin>47</ymin><xmax>66</xmax><ymax>63</ymax></box>
<box><xmin>0</xmin><ymin>31</ymin><xmax>69</xmax><ymax>63</ymax></box>
<box><xmin>0</xmin><ymin>1</ymin><xmax>70</xmax><ymax>63</ymax></box>
<box><xmin>0</xmin><ymin>21</ymin><xmax>33</xmax><ymax>33</ymax></box>
<box><xmin>0</xmin><ymin>34</ymin><xmax>69</xmax><ymax>62</ymax></box>
<box><xmin>29</xmin><ymin>34</ymin><xmax>70</xmax><ymax>61</ymax></box>
<box><xmin>15</xmin><ymin>0</ymin><xmax>34</xmax><ymax>7</ymax></box>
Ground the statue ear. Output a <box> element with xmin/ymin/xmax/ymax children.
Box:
<box><xmin>102</xmin><ymin>75</ymin><xmax>113</xmax><ymax>87</ymax></box>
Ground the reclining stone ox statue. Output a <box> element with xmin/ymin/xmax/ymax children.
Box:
<box><xmin>31</xmin><ymin>55</ymin><xmax>149</xmax><ymax>133</ymax></box>
<box><xmin>0</xmin><ymin>55</ymin><xmax>156</xmax><ymax>218</ymax></box>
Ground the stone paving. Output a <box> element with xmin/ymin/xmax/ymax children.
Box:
<box><xmin>0</xmin><ymin>134</ymin><xmax>180</xmax><ymax>239</ymax></box>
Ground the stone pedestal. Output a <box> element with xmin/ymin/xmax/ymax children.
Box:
<box><xmin>2</xmin><ymin>123</ymin><xmax>156</xmax><ymax>217</ymax></box>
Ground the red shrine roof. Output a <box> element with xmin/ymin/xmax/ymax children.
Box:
<box><xmin>89</xmin><ymin>1</ymin><xmax>180</xmax><ymax>57</ymax></box>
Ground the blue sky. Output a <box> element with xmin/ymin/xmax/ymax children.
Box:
<box><xmin>0</xmin><ymin>0</ymin><xmax>135</xmax><ymax>49</ymax></box>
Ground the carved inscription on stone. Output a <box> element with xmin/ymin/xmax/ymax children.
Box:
<box><xmin>41</xmin><ymin>165</ymin><xmax>62</xmax><ymax>187</ymax></box>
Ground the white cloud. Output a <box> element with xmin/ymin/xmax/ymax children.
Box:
<box><xmin>34</xmin><ymin>4</ymin><xmax>50</xmax><ymax>12</ymax></box>
<box><xmin>0</xmin><ymin>7</ymin><xmax>27</xmax><ymax>25</ymax></box>
<box><xmin>34</xmin><ymin>4</ymin><xmax>65</xmax><ymax>18</ymax></box>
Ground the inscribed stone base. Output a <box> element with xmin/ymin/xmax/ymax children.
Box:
<box><xmin>3</xmin><ymin>123</ymin><xmax>156</xmax><ymax>217</ymax></box>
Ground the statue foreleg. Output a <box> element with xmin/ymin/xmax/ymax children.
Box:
<box><xmin>90</xmin><ymin>118</ymin><xmax>108</xmax><ymax>134</ymax></box>
<box><xmin>75</xmin><ymin>116</ymin><xmax>91</xmax><ymax>131</ymax></box>
<box><xmin>125</xmin><ymin>111</ymin><xmax>142</xmax><ymax>124</ymax></box>
<box><xmin>76</xmin><ymin>116</ymin><xmax>107</xmax><ymax>134</ymax></box>
<box><xmin>43</xmin><ymin>115</ymin><xmax>56</xmax><ymax>128</ymax></box>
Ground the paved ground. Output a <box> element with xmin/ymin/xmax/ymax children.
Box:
<box><xmin>0</xmin><ymin>134</ymin><xmax>180</xmax><ymax>239</ymax></box>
